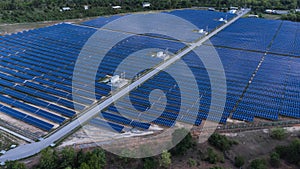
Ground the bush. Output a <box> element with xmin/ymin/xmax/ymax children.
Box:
<box><xmin>188</xmin><ymin>158</ymin><xmax>196</xmax><ymax>167</ymax></box>
<box><xmin>206</xmin><ymin>148</ymin><xmax>219</xmax><ymax>164</ymax></box>
<box><xmin>208</xmin><ymin>133</ymin><xmax>237</xmax><ymax>152</ymax></box>
<box><xmin>39</xmin><ymin>147</ymin><xmax>59</xmax><ymax>169</ymax></box>
<box><xmin>234</xmin><ymin>155</ymin><xmax>245</xmax><ymax>167</ymax></box>
<box><xmin>171</xmin><ymin>128</ymin><xmax>195</xmax><ymax>156</ymax></box>
<box><xmin>159</xmin><ymin>150</ymin><xmax>172</xmax><ymax>168</ymax></box>
<box><xmin>5</xmin><ymin>161</ymin><xmax>27</xmax><ymax>169</ymax></box>
<box><xmin>270</xmin><ymin>152</ymin><xmax>280</xmax><ymax>167</ymax></box>
<box><xmin>275</xmin><ymin>139</ymin><xmax>300</xmax><ymax>166</ymax></box>
<box><xmin>143</xmin><ymin>157</ymin><xmax>158</xmax><ymax>169</ymax></box>
<box><xmin>271</xmin><ymin>128</ymin><xmax>286</xmax><ymax>140</ymax></box>
<box><xmin>36</xmin><ymin>147</ymin><xmax>106</xmax><ymax>169</ymax></box>
<box><xmin>250</xmin><ymin>159</ymin><xmax>267</xmax><ymax>169</ymax></box>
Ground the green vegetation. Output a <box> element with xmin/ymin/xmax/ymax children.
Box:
<box><xmin>234</xmin><ymin>155</ymin><xmax>245</xmax><ymax>168</ymax></box>
<box><xmin>282</xmin><ymin>11</ymin><xmax>300</xmax><ymax>22</ymax></box>
<box><xmin>143</xmin><ymin>157</ymin><xmax>159</xmax><ymax>169</ymax></box>
<box><xmin>275</xmin><ymin>139</ymin><xmax>300</xmax><ymax>166</ymax></box>
<box><xmin>205</xmin><ymin>148</ymin><xmax>220</xmax><ymax>164</ymax></box>
<box><xmin>38</xmin><ymin>147</ymin><xmax>58</xmax><ymax>169</ymax></box>
<box><xmin>270</xmin><ymin>152</ymin><xmax>280</xmax><ymax>167</ymax></box>
<box><xmin>4</xmin><ymin>161</ymin><xmax>27</xmax><ymax>169</ymax></box>
<box><xmin>209</xmin><ymin>167</ymin><xmax>224</xmax><ymax>169</ymax></box>
<box><xmin>188</xmin><ymin>158</ymin><xmax>197</xmax><ymax>167</ymax></box>
<box><xmin>250</xmin><ymin>158</ymin><xmax>267</xmax><ymax>169</ymax></box>
<box><xmin>60</xmin><ymin>147</ymin><xmax>76</xmax><ymax>169</ymax></box>
<box><xmin>270</xmin><ymin>127</ymin><xmax>286</xmax><ymax>140</ymax></box>
<box><xmin>0</xmin><ymin>0</ymin><xmax>299</xmax><ymax>23</ymax></box>
<box><xmin>171</xmin><ymin>128</ymin><xmax>195</xmax><ymax>156</ymax></box>
<box><xmin>159</xmin><ymin>150</ymin><xmax>172</xmax><ymax>169</ymax></box>
<box><xmin>31</xmin><ymin>147</ymin><xmax>106</xmax><ymax>169</ymax></box>
<box><xmin>3</xmin><ymin>131</ymin><xmax>300</xmax><ymax>169</ymax></box>
<box><xmin>208</xmin><ymin>133</ymin><xmax>238</xmax><ymax>152</ymax></box>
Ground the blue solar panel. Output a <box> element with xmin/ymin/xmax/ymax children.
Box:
<box><xmin>101</xmin><ymin>112</ymin><xmax>132</xmax><ymax>125</ymax></box>
<box><xmin>233</xmin><ymin>54</ymin><xmax>296</xmax><ymax>121</ymax></box>
<box><xmin>0</xmin><ymin>104</ymin><xmax>54</xmax><ymax>131</ymax></box>
<box><xmin>164</xmin><ymin>9</ymin><xmax>236</xmax><ymax>31</ymax></box>
<box><xmin>270</xmin><ymin>21</ymin><xmax>299</xmax><ymax>56</ymax></box>
<box><xmin>0</xmin><ymin>95</ymin><xmax>65</xmax><ymax>124</ymax></box>
<box><xmin>1</xmin><ymin>10</ymin><xmax>299</xmax><ymax>134</ymax></box>
<box><xmin>207</xmin><ymin>18</ymin><xmax>282</xmax><ymax>52</ymax></box>
<box><xmin>82</xmin><ymin>9</ymin><xmax>236</xmax><ymax>42</ymax></box>
<box><xmin>90</xmin><ymin>118</ymin><xmax>124</xmax><ymax>133</ymax></box>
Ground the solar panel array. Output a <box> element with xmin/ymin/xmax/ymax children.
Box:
<box><xmin>207</xmin><ymin>18</ymin><xmax>282</xmax><ymax>52</ymax></box>
<box><xmin>0</xmin><ymin>24</ymin><xmax>96</xmax><ymax>131</ymax></box>
<box><xmin>207</xmin><ymin>18</ymin><xmax>300</xmax><ymax>122</ymax></box>
<box><xmin>164</xmin><ymin>9</ymin><xmax>236</xmax><ymax>32</ymax></box>
<box><xmin>270</xmin><ymin>20</ymin><xmax>300</xmax><ymax>56</ymax></box>
<box><xmin>82</xmin><ymin>9</ymin><xmax>235</xmax><ymax>31</ymax></box>
<box><xmin>82</xmin><ymin>9</ymin><xmax>236</xmax><ymax>43</ymax></box>
<box><xmin>197</xmin><ymin>47</ymin><xmax>262</xmax><ymax>122</ymax></box>
<box><xmin>100</xmin><ymin>68</ymin><xmax>202</xmax><ymax>129</ymax></box>
<box><xmin>234</xmin><ymin>55</ymin><xmax>300</xmax><ymax>121</ymax></box>
<box><xmin>0</xmin><ymin>10</ymin><xmax>299</xmax><ymax>135</ymax></box>
<box><xmin>0</xmin><ymin>22</ymin><xmax>185</xmax><ymax>132</ymax></box>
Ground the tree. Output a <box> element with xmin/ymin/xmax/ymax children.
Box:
<box><xmin>234</xmin><ymin>155</ymin><xmax>245</xmax><ymax>168</ymax></box>
<box><xmin>59</xmin><ymin>147</ymin><xmax>76</xmax><ymax>169</ymax></box>
<box><xmin>206</xmin><ymin>148</ymin><xmax>219</xmax><ymax>164</ymax></box>
<box><xmin>171</xmin><ymin>128</ymin><xmax>195</xmax><ymax>156</ymax></box>
<box><xmin>143</xmin><ymin>157</ymin><xmax>159</xmax><ymax>169</ymax></box>
<box><xmin>208</xmin><ymin>133</ymin><xmax>237</xmax><ymax>152</ymax></box>
<box><xmin>271</xmin><ymin>128</ymin><xmax>286</xmax><ymax>140</ymax></box>
<box><xmin>76</xmin><ymin>149</ymin><xmax>87</xmax><ymax>168</ymax></box>
<box><xmin>275</xmin><ymin>139</ymin><xmax>300</xmax><ymax>166</ymax></box>
<box><xmin>79</xmin><ymin>162</ymin><xmax>90</xmax><ymax>169</ymax></box>
<box><xmin>87</xmin><ymin>149</ymin><xmax>106</xmax><ymax>169</ymax></box>
<box><xmin>160</xmin><ymin>150</ymin><xmax>172</xmax><ymax>168</ymax></box>
<box><xmin>5</xmin><ymin>161</ymin><xmax>27</xmax><ymax>169</ymax></box>
<box><xmin>270</xmin><ymin>152</ymin><xmax>280</xmax><ymax>167</ymax></box>
<box><xmin>250</xmin><ymin>159</ymin><xmax>267</xmax><ymax>169</ymax></box>
<box><xmin>39</xmin><ymin>147</ymin><xmax>58</xmax><ymax>169</ymax></box>
<box><xmin>188</xmin><ymin>158</ymin><xmax>196</xmax><ymax>167</ymax></box>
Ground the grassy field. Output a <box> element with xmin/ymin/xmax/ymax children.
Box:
<box><xmin>262</xmin><ymin>14</ymin><xmax>282</xmax><ymax>20</ymax></box>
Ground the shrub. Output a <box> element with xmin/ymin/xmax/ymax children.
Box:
<box><xmin>234</xmin><ymin>155</ymin><xmax>245</xmax><ymax>167</ymax></box>
<box><xmin>208</xmin><ymin>133</ymin><xmax>237</xmax><ymax>152</ymax></box>
<box><xmin>271</xmin><ymin>128</ymin><xmax>286</xmax><ymax>140</ymax></box>
<box><xmin>250</xmin><ymin>158</ymin><xmax>267</xmax><ymax>169</ymax></box>
<box><xmin>270</xmin><ymin>152</ymin><xmax>280</xmax><ymax>167</ymax></box>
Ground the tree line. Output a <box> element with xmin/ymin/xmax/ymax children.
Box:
<box><xmin>0</xmin><ymin>0</ymin><xmax>299</xmax><ymax>23</ymax></box>
<box><xmin>3</xmin><ymin>128</ymin><xmax>300</xmax><ymax>169</ymax></box>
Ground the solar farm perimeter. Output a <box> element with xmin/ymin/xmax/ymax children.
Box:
<box><xmin>0</xmin><ymin>8</ymin><xmax>299</xmax><ymax>161</ymax></box>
